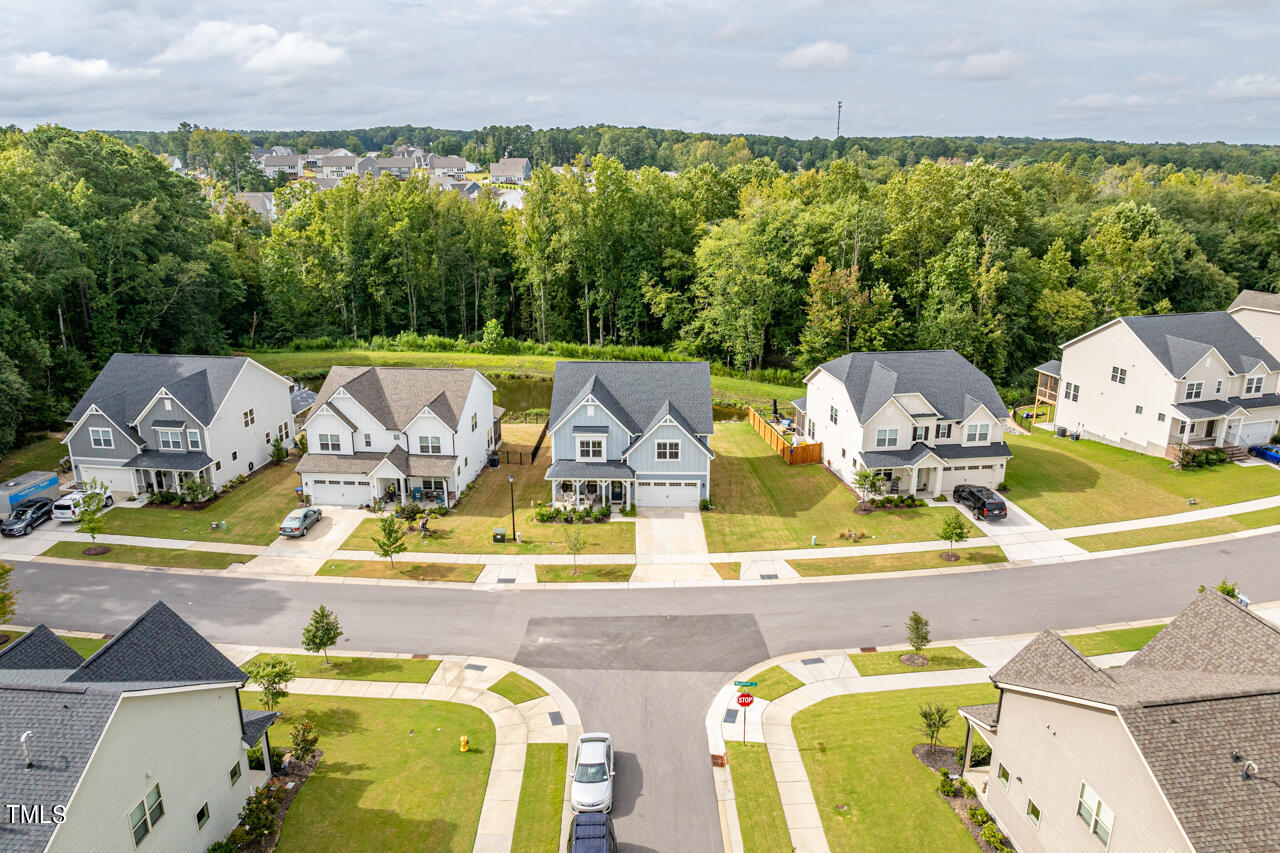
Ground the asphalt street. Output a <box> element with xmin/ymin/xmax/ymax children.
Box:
<box><xmin>10</xmin><ymin>531</ymin><xmax>1280</xmax><ymax>852</ymax></box>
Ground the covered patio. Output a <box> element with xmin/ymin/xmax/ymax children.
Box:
<box><xmin>545</xmin><ymin>459</ymin><xmax>634</xmax><ymax>510</ymax></box>
<box><xmin>124</xmin><ymin>449</ymin><xmax>215</xmax><ymax>496</ymax></box>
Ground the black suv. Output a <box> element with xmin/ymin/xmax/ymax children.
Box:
<box><xmin>566</xmin><ymin>812</ymin><xmax>617</xmax><ymax>853</ymax></box>
<box><xmin>952</xmin><ymin>484</ymin><xmax>1007</xmax><ymax>520</ymax></box>
<box><xmin>1</xmin><ymin>497</ymin><xmax>55</xmax><ymax>536</ymax></box>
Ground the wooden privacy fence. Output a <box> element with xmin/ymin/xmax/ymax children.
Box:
<box><xmin>747</xmin><ymin>406</ymin><xmax>823</xmax><ymax>465</ymax></box>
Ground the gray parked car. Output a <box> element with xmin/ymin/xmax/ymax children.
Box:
<box><xmin>570</xmin><ymin>732</ymin><xmax>615</xmax><ymax>813</ymax></box>
<box><xmin>1</xmin><ymin>498</ymin><xmax>54</xmax><ymax>536</ymax></box>
<box><xmin>278</xmin><ymin>507</ymin><xmax>322</xmax><ymax>537</ymax></box>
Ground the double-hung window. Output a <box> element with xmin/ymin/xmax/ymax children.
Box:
<box><xmin>242</xmin><ymin>408</ymin><xmax>255</xmax><ymax>427</ymax></box>
<box><xmin>829</xmin><ymin>406</ymin><xmax>839</xmax><ymax>425</ymax></box>
<box><xmin>187</xmin><ymin>430</ymin><xmax>201</xmax><ymax>450</ymax></box>
<box><xmin>129</xmin><ymin>784</ymin><xmax>165</xmax><ymax>846</ymax></box>
<box><xmin>912</xmin><ymin>426</ymin><xmax>929</xmax><ymax>442</ymax></box>
<box><xmin>1246</xmin><ymin>376</ymin><xmax>1264</xmax><ymax>395</ymax></box>
<box><xmin>1110</xmin><ymin>366</ymin><xmax>1127</xmax><ymax>384</ymax></box>
<box><xmin>966</xmin><ymin>424</ymin><xmax>990</xmax><ymax>443</ymax></box>
<box><xmin>656</xmin><ymin>440</ymin><xmax>681</xmax><ymax>461</ymax></box>
<box><xmin>935</xmin><ymin>423</ymin><xmax>952</xmax><ymax>440</ymax></box>
<box><xmin>364</xmin><ymin>433</ymin><xmax>373</xmax><ymax>448</ymax></box>
<box><xmin>807</xmin><ymin>421</ymin><xmax>815</xmax><ymax>439</ymax></box>
<box><xmin>1077</xmin><ymin>782</ymin><xmax>1114</xmax><ymax>845</ymax></box>
<box><xmin>471</xmin><ymin>413</ymin><xmax>478</xmax><ymax>431</ymax></box>
<box><xmin>875</xmin><ymin>428</ymin><xmax>898</xmax><ymax>448</ymax></box>
<box><xmin>419</xmin><ymin>436</ymin><xmax>442</xmax><ymax>454</ymax></box>
<box><xmin>89</xmin><ymin>427</ymin><xmax>114</xmax><ymax>449</ymax></box>
<box><xmin>317</xmin><ymin>433</ymin><xmax>340</xmax><ymax>452</ymax></box>
<box><xmin>1185</xmin><ymin>381</ymin><xmax>1203</xmax><ymax>401</ymax></box>
<box><xmin>157</xmin><ymin>429</ymin><xmax>182</xmax><ymax>450</ymax></box>
<box><xmin>1063</xmin><ymin>381</ymin><xmax>1080</xmax><ymax>402</ymax></box>
<box><xmin>997</xmin><ymin>763</ymin><xmax>1010</xmax><ymax>789</ymax></box>
<box><xmin>577</xmin><ymin>439</ymin><xmax>603</xmax><ymax>460</ymax></box>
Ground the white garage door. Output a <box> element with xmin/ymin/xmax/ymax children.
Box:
<box><xmin>1240</xmin><ymin>420</ymin><xmax>1275</xmax><ymax>447</ymax></box>
<box><xmin>635</xmin><ymin>480</ymin><xmax>700</xmax><ymax>507</ymax></box>
<box><xmin>306</xmin><ymin>478</ymin><xmax>370</xmax><ymax>506</ymax></box>
<box><xmin>79</xmin><ymin>466</ymin><xmax>136</xmax><ymax>495</ymax></box>
<box><xmin>940</xmin><ymin>465</ymin><xmax>1000</xmax><ymax>494</ymax></box>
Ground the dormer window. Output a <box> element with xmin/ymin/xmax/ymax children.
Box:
<box><xmin>936</xmin><ymin>423</ymin><xmax>952</xmax><ymax>440</ymax></box>
<box><xmin>577</xmin><ymin>438</ymin><xmax>604</xmax><ymax>460</ymax></box>
<box><xmin>912</xmin><ymin>426</ymin><xmax>929</xmax><ymax>443</ymax></box>
<box><xmin>1245</xmin><ymin>376</ymin><xmax>1264</xmax><ymax>395</ymax></box>
<box><xmin>419</xmin><ymin>436</ymin><xmax>442</xmax><ymax>454</ymax></box>
<box><xmin>157</xmin><ymin>429</ymin><xmax>182</xmax><ymax>450</ymax></box>
<box><xmin>163</xmin><ymin>399</ymin><xmax>172</xmax><ymax>411</ymax></box>
<box><xmin>965</xmin><ymin>424</ymin><xmax>990</xmax><ymax>443</ymax></box>
<box><xmin>587</xmin><ymin>404</ymin><xmax>596</xmax><ymax>417</ymax></box>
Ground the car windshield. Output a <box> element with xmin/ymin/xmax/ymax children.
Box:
<box><xmin>574</xmin><ymin>762</ymin><xmax>608</xmax><ymax>783</ymax></box>
<box><xmin>9</xmin><ymin>508</ymin><xmax>31</xmax><ymax>519</ymax></box>
<box><xmin>284</xmin><ymin>512</ymin><xmax>304</xmax><ymax>524</ymax></box>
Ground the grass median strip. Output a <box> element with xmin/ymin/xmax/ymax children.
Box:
<box><xmin>318</xmin><ymin>559</ymin><xmax>482</xmax><ymax>583</ymax></box>
<box><xmin>488</xmin><ymin>672</ymin><xmax>548</xmax><ymax>705</ymax></box>
<box><xmin>713</xmin><ymin>562</ymin><xmax>741</xmax><ymax>579</ymax></box>
<box><xmin>851</xmin><ymin>646</ymin><xmax>982</xmax><ymax>676</ymax></box>
<box><xmin>789</xmin><ymin>546</ymin><xmax>1006</xmax><ymax>577</ymax></box>
<box><xmin>726</xmin><ymin>742</ymin><xmax>791</xmax><ymax>853</ymax></box>
<box><xmin>1065</xmin><ymin>625</ymin><xmax>1165</xmax><ymax>656</ymax></box>
<box><xmin>41</xmin><ymin>541</ymin><xmax>244</xmax><ymax>570</ymax></box>
<box><xmin>740</xmin><ymin>665</ymin><xmax>804</xmax><ymax>701</ymax></box>
<box><xmin>1067</xmin><ymin>505</ymin><xmax>1280</xmax><ymax>552</ymax></box>
<box><xmin>535</xmin><ymin>563</ymin><xmax>634</xmax><ymax>583</ymax></box>
<box><xmin>512</xmin><ymin>742</ymin><xmax>567</xmax><ymax>852</ymax></box>
<box><xmin>246</xmin><ymin>653</ymin><xmax>441</xmax><ymax>683</ymax></box>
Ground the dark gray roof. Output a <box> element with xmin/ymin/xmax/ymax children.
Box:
<box><xmin>791</xmin><ymin>396</ymin><xmax>807</xmax><ymax>412</ymax></box>
<box><xmin>311</xmin><ymin>366</ymin><xmax>480</xmax><ymax>432</ymax></box>
<box><xmin>1241</xmin><ymin>393</ymin><xmax>1280</xmax><ymax>411</ymax></box>
<box><xmin>1173</xmin><ymin>399</ymin><xmax>1246</xmax><ymax>420</ymax></box>
<box><xmin>0</xmin><ymin>603</ymin><xmax>247</xmax><ymax>853</ymax></box>
<box><xmin>1229</xmin><ymin>289</ymin><xmax>1280</xmax><ymax>312</ymax></box>
<box><xmin>572</xmin><ymin>425</ymin><xmax>611</xmax><ymax>434</ymax></box>
<box><xmin>859</xmin><ymin>441</ymin><xmax>1011</xmax><ymax>469</ymax></box>
<box><xmin>993</xmin><ymin>593</ymin><xmax>1280</xmax><ymax>853</ymax></box>
<box><xmin>241</xmin><ymin>709</ymin><xmax>278</xmax><ymax>746</ymax></box>
<box><xmin>384</xmin><ymin>445</ymin><xmax>458</xmax><ymax>478</ymax></box>
<box><xmin>1118</xmin><ymin>312</ymin><xmax>1279</xmax><ymax>377</ymax></box>
<box><xmin>1035</xmin><ymin>359</ymin><xmax>1062</xmax><ymax>377</ymax></box>
<box><xmin>149</xmin><ymin>418</ymin><xmax>186</xmax><ymax>428</ymax></box>
<box><xmin>548</xmin><ymin>361</ymin><xmax>714</xmax><ymax>437</ymax></box>
<box><xmin>813</xmin><ymin>350</ymin><xmax>1009</xmax><ymax>423</ymax></box>
<box><xmin>67</xmin><ymin>354</ymin><xmax>253</xmax><ymax>428</ymax></box>
<box><xmin>296</xmin><ymin>451</ymin><xmax>384</xmax><ymax>475</ymax></box>
<box><xmin>936</xmin><ymin>442</ymin><xmax>1013</xmax><ymax>461</ymax></box>
<box><xmin>291</xmin><ymin>387</ymin><xmax>318</xmax><ymax>415</ymax></box>
<box><xmin>546</xmin><ymin>460</ymin><xmax>635</xmax><ymax>480</ymax></box>
<box><xmin>123</xmin><ymin>450</ymin><xmax>214</xmax><ymax>471</ymax></box>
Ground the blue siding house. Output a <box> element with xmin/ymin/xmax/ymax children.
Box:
<box><xmin>545</xmin><ymin>361</ymin><xmax>715</xmax><ymax>508</ymax></box>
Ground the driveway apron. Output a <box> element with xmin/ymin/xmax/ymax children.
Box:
<box><xmin>633</xmin><ymin>507</ymin><xmax>719</xmax><ymax>581</ymax></box>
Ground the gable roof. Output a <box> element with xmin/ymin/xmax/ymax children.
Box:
<box><xmin>812</xmin><ymin>350</ymin><xmax>1008</xmax><ymax>423</ymax></box>
<box><xmin>1117</xmin><ymin>312</ymin><xmax>1279</xmax><ymax>377</ymax></box>
<box><xmin>993</xmin><ymin>592</ymin><xmax>1280</xmax><ymax>853</ymax></box>
<box><xmin>0</xmin><ymin>626</ymin><xmax>84</xmax><ymax>671</ymax></box>
<box><xmin>548</xmin><ymin>361</ymin><xmax>714</xmax><ymax>437</ymax></box>
<box><xmin>67</xmin><ymin>354</ymin><xmax>252</xmax><ymax>429</ymax></box>
<box><xmin>310</xmin><ymin>366</ymin><xmax>481</xmax><ymax>432</ymax></box>
<box><xmin>1229</xmin><ymin>289</ymin><xmax>1280</xmax><ymax>313</ymax></box>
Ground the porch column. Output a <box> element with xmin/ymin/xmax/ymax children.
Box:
<box><xmin>1216</xmin><ymin>421</ymin><xmax>1225</xmax><ymax>448</ymax></box>
<box><xmin>260</xmin><ymin>732</ymin><xmax>272</xmax><ymax>776</ymax></box>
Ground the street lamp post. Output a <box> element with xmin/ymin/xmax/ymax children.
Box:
<box><xmin>508</xmin><ymin>474</ymin><xmax>516</xmax><ymax>543</ymax></box>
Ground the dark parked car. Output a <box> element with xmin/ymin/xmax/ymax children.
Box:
<box><xmin>1248</xmin><ymin>444</ymin><xmax>1280</xmax><ymax>465</ymax></box>
<box><xmin>566</xmin><ymin>812</ymin><xmax>617</xmax><ymax>853</ymax></box>
<box><xmin>1</xmin><ymin>497</ymin><xmax>55</xmax><ymax>536</ymax></box>
<box><xmin>952</xmin><ymin>484</ymin><xmax>1007</xmax><ymax>520</ymax></box>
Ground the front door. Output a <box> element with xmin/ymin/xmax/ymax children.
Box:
<box><xmin>1205</xmin><ymin>420</ymin><xmax>1217</xmax><ymax>439</ymax></box>
<box><xmin>610</xmin><ymin>481</ymin><xmax>624</xmax><ymax>503</ymax></box>
<box><xmin>916</xmin><ymin>468</ymin><xmax>930</xmax><ymax>492</ymax></box>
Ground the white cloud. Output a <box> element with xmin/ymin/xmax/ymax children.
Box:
<box><xmin>153</xmin><ymin>21</ymin><xmax>344</xmax><ymax>75</ymax></box>
<box><xmin>925</xmin><ymin>36</ymin><xmax>998</xmax><ymax>60</ymax></box>
<box><xmin>13</xmin><ymin>51</ymin><xmax>118</xmax><ymax>80</ymax></box>
<box><xmin>712</xmin><ymin>20</ymin><xmax>769</xmax><ymax>43</ymax></box>
<box><xmin>932</xmin><ymin>49</ymin><xmax>1023</xmax><ymax>81</ymax></box>
<box><xmin>244</xmin><ymin>32</ymin><xmax>344</xmax><ymax>73</ymax></box>
<box><xmin>1128</xmin><ymin>72</ymin><xmax>1189</xmax><ymax>89</ymax></box>
<box><xmin>526</xmin><ymin>93</ymin><xmax>552</xmax><ymax>103</ymax></box>
<box><xmin>1057</xmin><ymin>92</ymin><xmax>1153</xmax><ymax>110</ymax></box>
<box><xmin>778</xmin><ymin>40</ymin><xmax>851</xmax><ymax>71</ymax></box>
<box><xmin>1211</xmin><ymin>72</ymin><xmax>1280</xmax><ymax>100</ymax></box>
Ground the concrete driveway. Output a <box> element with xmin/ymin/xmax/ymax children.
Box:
<box><xmin>633</xmin><ymin>507</ymin><xmax>719</xmax><ymax>581</ymax></box>
<box><xmin>968</xmin><ymin>495</ymin><xmax>1086</xmax><ymax>561</ymax></box>
<box><xmin>253</xmin><ymin>505</ymin><xmax>368</xmax><ymax>564</ymax></box>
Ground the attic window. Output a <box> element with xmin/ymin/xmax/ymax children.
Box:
<box><xmin>163</xmin><ymin>399</ymin><xmax>172</xmax><ymax>411</ymax></box>
<box><xmin>587</xmin><ymin>404</ymin><xmax>596</xmax><ymax>417</ymax></box>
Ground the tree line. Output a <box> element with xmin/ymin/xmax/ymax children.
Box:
<box><xmin>2</xmin><ymin>124</ymin><xmax>1279</xmax><ymax>457</ymax></box>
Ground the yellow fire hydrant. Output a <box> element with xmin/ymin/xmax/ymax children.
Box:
<box><xmin>459</xmin><ymin>735</ymin><xmax>469</xmax><ymax>753</ymax></box>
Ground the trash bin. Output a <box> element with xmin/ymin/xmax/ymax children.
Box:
<box><xmin>1056</xmin><ymin>426</ymin><xmax>1068</xmax><ymax>438</ymax></box>
<box><xmin>492</xmin><ymin>527</ymin><xmax>506</xmax><ymax>543</ymax></box>
<box><xmin>488</xmin><ymin>453</ymin><xmax>500</xmax><ymax>468</ymax></box>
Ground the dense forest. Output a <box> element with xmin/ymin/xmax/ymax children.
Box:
<box><xmin>2</xmin><ymin>124</ymin><xmax>1279</xmax><ymax>456</ymax></box>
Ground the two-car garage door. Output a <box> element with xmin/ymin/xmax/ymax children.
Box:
<box><xmin>306</xmin><ymin>478</ymin><xmax>370</xmax><ymax>506</ymax></box>
<box><xmin>1239</xmin><ymin>420</ymin><xmax>1275</xmax><ymax>447</ymax></box>
<box><xmin>79</xmin><ymin>466</ymin><xmax>138</xmax><ymax>495</ymax></box>
<box><xmin>635</xmin><ymin>480</ymin><xmax>700</xmax><ymax>507</ymax></box>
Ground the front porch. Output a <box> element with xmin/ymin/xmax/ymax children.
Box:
<box><xmin>373</xmin><ymin>475</ymin><xmax>455</xmax><ymax>508</ymax></box>
<box><xmin>867</xmin><ymin>464</ymin><xmax>942</xmax><ymax>498</ymax></box>
<box><xmin>550</xmin><ymin>478</ymin><xmax>630</xmax><ymax>510</ymax></box>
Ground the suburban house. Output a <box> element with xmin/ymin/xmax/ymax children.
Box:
<box><xmin>64</xmin><ymin>354</ymin><xmax>293</xmax><ymax>497</ymax></box>
<box><xmin>1041</xmin><ymin>311</ymin><xmax>1280</xmax><ymax>459</ymax></box>
<box><xmin>545</xmin><ymin>361</ymin><xmax>714</xmax><ymax>509</ymax></box>
<box><xmin>1229</xmin><ymin>288</ymin><xmax>1280</xmax><ymax>361</ymax></box>
<box><xmin>425</xmin><ymin>153</ymin><xmax>467</xmax><ymax>180</ymax></box>
<box><xmin>300</xmin><ymin>147</ymin><xmax>352</xmax><ymax>169</ymax></box>
<box><xmin>489</xmin><ymin>157</ymin><xmax>531</xmax><ymax>183</ymax></box>
<box><xmin>0</xmin><ymin>602</ymin><xmax>278</xmax><ymax>853</ymax></box>
<box><xmin>258</xmin><ymin>154</ymin><xmax>300</xmax><ymax>180</ymax></box>
<box><xmin>233</xmin><ymin>191</ymin><xmax>276</xmax><ymax>221</ymax></box>
<box><xmin>369</xmin><ymin>156</ymin><xmax>421</xmax><ymax>179</ymax></box>
<box><xmin>794</xmin><ymin>350</ymin><xmax>1012</xmax><ymax>497</ymax></box>
<box><xmin>295</xmin><ymin>366</ymin><xmax>500</xmax><ymax>506</ymax></box>
<box><xmin>315</xmin><ymin>155</ymin><xmax>374</xmax><ymax>180</ymax></box>
<box><xmin>958</xmin><ymin>592</ymin><xmax>1280</xmax><ymax>852</ymax></box>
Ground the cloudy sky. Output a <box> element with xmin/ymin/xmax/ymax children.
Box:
<box><xmin>5</xmin><ymin>0</ymin><xmax>1280</xmax><ymax>143</ymax></box>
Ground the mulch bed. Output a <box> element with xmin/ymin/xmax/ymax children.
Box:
<box><xmin>940</xmin><ymin>552</ymin><xmax>961</xmax><ymax>561</ymax></box>
<box><xmin>899</xmin><ymin>653</ymin><xmax>931</xmax><ymax>668</ymax></box>
<box><xmin>912</xmin><ymin>745</ymin><xmax>1005</xmax><ymax>852</ymax></box>
<box><xmin>237</xmin><ymin>750</ymin><xmax>323</xmax><ymax>853</ymax></box>
<box><xmin>82</xmin><ymin>546</ymin><xmax>111</xmax><ymax>556</ymax></box>
<box><xmin>913</xmin><ymin>743</ymin><xmax>961</xmax><ymax>774</ymax></box>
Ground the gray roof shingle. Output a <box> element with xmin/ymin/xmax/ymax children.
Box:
<box><xmin>310</xmin><ymin>367</ymin><xmax>479</xmax><ymax>432</ymax></box>
<box><xmin>1118</xmin><ymin>312</ymin><xmax>1279</xmax><ymax>377</ymax></box>
<box><xmin>1035</xmin><ymin>359</ymin><xmax>1062</xmax><ymax>377</ymax></box>
<box><xmin>814</xmin><ymin>350</ymin><xmax>1009</xmax><ymax>423</ymax></box>
<box><xmin>548</xmin><ymin>361</ymin><xmax>714</xmax><ymax>437</ymax></box>
<box><xmin>240</xmin><ymin>709</ymin><xmax>278</xmax><ymax>747</ymax></box>
<box><xmin>122</xmin><ymin>450</ymin><xmax>214</xmax><ymax>471</ymax></box>
<box><xmin>1229</xmin><ymin>289</ymin><xmax>1280</xmax><ymax>312</ymax></box>
<box><xmin>546</xmin><ymin>460</ymin><xmax>635</xmax><ymax>480</ymax></box>
<box><xmin>0</xmin><ymin>626</ymin><xmax>84</xmax><ymax>671</ymax></box>
<box><xmin>67</xmin><ymin>354</ymin><xmax>251</xmax><ymax>428</ymax></box>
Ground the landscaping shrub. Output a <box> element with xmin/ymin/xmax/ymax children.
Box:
<box><xmin>980</xmin><ymin>821</ymin><xmax>1010</xmax><ymax>852</ymax></box>
<box><xmin>592</xmin><ymin>505</ymin><xmax>611</xmax><ymax>522</ymax></box>
<box><xmin>937</xmin><ymin>768</ymin><xmax>956</xmax><ymax>797</ymax></box>
<box><xmin>934</xmin><ymin>494</ymin><xmax>948</xmax><ymax>502</ymax></box>
<box><xmin>534</xmin><ymin>505</ymin><xmax>558</xmax><ymax>523</ymax></box>
<box><xmin>229</xmin><ymin>784</ymin><xmax>285</xmax><ymax>848</ymax></box>
<box><xmin>206</xmin><ymin>841</ymin><xmax>235</xmax><ymax>853</ymax></box>
<box><xmin>151</xmin><ymin>489</ymin><xmax>180</xmax><ymax>505</ymax></box>
<box><xmin>997</xmin><ymin>481</ymin><xmax>1008</xmax><ymax>490</ymax></box>
<box><xmin>957</xmin><ymin>740</ymin><xmax>992</xmax><ymax>767</ymax></box>
<box><xmin>1176</xmin><ymin>444</ymin><xmax>1229</xmax><ymax>469</ymax></box>
<box><xmin>699</xmin><ymin>497</ymin><xmax>711</xmax><ymax>511</ymax></box>
<box><xmin>396</xmin><ymin>503</ymin><xmax>424</xmax><ymax>521</ymax></box>
<box><xmin>269</xmin><ymin>436</ymin><xmax>288</xmax><ymax>464</ymax></box>
<box><xmin>957</xmin><ymin>778</ymin><xmax>976</xmax><ymax>798</ymax></box>
<box><xmin>296</xmin><ymin>431</ymin><xmax>308</xmax><ymax>453</ymax></box>
<box><xmin>289</xmin><ymin>720</ymin><xmax>319</xmax><ymax>763</ymax></box>
<box><xmin>968</xmin><ymin>805</ymin><xmax>990</xmax><ymax>826</ymax></box>
<box><xmin>246</xmin><ymin>743</ymin><xmax>288</xmax><ymax>771</ymax></box>
<box><xmin>619</xmin><ymin>505</ymin><xmax>636</xmax><ymax>517</ymax></box>
<box><xmin>180</xmin><ymin>477</ymin><xmax>215</xmax><ymax>504</ymax></box>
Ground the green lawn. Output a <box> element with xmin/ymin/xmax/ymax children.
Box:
<box><xmin>704</xmin><ymin>422</ymin><xmax>969</xmax><ymax>551</ymax></box>
<box><xmin>341</xmin><ymin>425</ymin><xmax>635</xmax><ymax>556</ymax></box>
<box><xmin>487</xmin><ymin>672</ymin><xmax>548</xmax><ymax>705</ymax></box>
<box><xmin>246</xmin><ymin>653</ymin><xmax>440</xmax><ymax>684</ymax></box>
<box><xmin>99</xmin><ymin>459</ymin><xmax>303</xmax><ymax>546</ymax></box>
<box><xmin>790</xmin><ymin>547</ymin><xmax>1006</xmax><ymax>577</ymax></box>
<box><xmin>794</xmin><ymin>684</ymin><xmax>998</xmax><ymax>851</ymax></box>
<box><xmin>249</xmin><ymin>694</ymin><xmax>493</xmax><ymax>852</ymax></box>
<box><xmin>1004</xmin><ymin>431</ymin><xmax>1280</xmax><ymax>528</ymax></box>
<box><xmin>1068</xmin><ymin>505</ymin><xmax>1280</xmax><ymax>552</ymax></box>
<box><xmin>739</xmin><ymin>664</ymin><xmax>805</xmax><ymax>701</ymax></box>
<box><xmin>1065</xmin><ymin>625</ymin><xmax>1165</xmax><ymax>656</ymax></box>
<box><xmin>535</xmin><ymin>563</ymin><xmax>634</xmax><ymax>582</ymax></box>
<box><xmin>726</xmin><ymin>742</ymin><xmax>791</xmax><ymax>853</ymax></box>
<box><xmin>41</xmin><ymin>541</ymin><xmax>244</xmax><ymax>570</ymax></box>
<box><xmin>0</xmin><ymin>433</ymin><xmax>66</xmax><ymax>482</ymax></box>
<box><xmin>713</xmin><ymin>562</ymin><xmax>741</xmax><ymax>579</ymax></box>
<box><xmin>512</xmin><ymin>743</ymin><xmax>566</xmax><ymax>853</ymax></box>
<box><xmin>318</xmin><ymin>559</ymin><xmax>482</xmax><ymax>583</ymax></box>
<box><xmin>850</xmin><ymin>646</ymin><xmax>983</xmax><ymax>676</ymax></box>
<box><xmin>0</xmin><ymin>631</ymin><xmax>106</xmax><ymax>658</ymax></box>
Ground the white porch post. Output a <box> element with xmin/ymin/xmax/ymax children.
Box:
<box><xmin>1216</xmin><ymin>420</ymin><xmax>1225</xmax><ymax>448</ymax></box>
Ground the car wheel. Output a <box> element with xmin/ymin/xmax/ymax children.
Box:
<box><xmin>105</xmin><ymin>495</ymin><xmax>114</xmax><ymax>507</ymax></box>
<box><xmin>300</xmin><ymin>525</ymin><xmax>307</xmax><ymax>536</ymax></box>
<box><xmin>973</xmin><ymin>509</ymin><xmax>981</xmax><ymax>520</ymax></box>
<box><xmin>23</xmin><ymin>525</ymin><xmax>32</xmax><ymax>536</ymax></box>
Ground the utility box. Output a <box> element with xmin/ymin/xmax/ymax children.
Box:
<box><xmin>0</xmin><ymin>471</ymin><xmax>60</xmax><ymax>517</ymax></box>
<box><xmin>492</xmin><ymin>527</ymin><xmax>507</xmax><ymax>543</ymax></box>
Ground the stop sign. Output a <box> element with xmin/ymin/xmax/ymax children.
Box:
<box><xmin>737</xmin><ymin>693</ymin><xmax>754</xmax><ymax>707</ymax></box>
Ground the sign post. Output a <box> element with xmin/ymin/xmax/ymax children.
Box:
<box><xmin>736</xmin><ymin>692</ymin><xmax>754</xmax><ymax>745</ymax></box>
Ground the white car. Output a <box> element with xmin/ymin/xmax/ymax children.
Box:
<box><xmin>570</xmin><ymin>732</ymin><xmax>615</xmax><ymax>813</ymax></box>
<box><xmin>52</xmin><ymin>487</ymin><xmax>113</xmax><ymax>522</ymax></box>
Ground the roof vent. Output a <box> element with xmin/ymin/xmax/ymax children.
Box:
<box><xmin>20</xmin><ymin>730</ymin><xmax>33</xmax><ymax>769</ymax></box>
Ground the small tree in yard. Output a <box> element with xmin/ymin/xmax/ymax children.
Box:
<box><xmin>76</xmin><ymin>488</ymin><xmax>107</xmax><ymax>546</ymax></box>
<box><xmin>938</xmin><ymin>512</ymin><xmax>968</xmax><ymax>559</ymax></box>
<box><xmin>372</xmin><ymin>513</ymin><xmax>408</xmax><ymax>572</ymax></box>
<box><xmin>244</xmin><ymin>657</ymin><xmax>297</xmax><ymax>712</ymax></box>
<box><xmin>270</xmin><ymin>436</ymin><xmax>288</xmax><ymax>464</ymax></box>
<box><xmin>0</xmin><ymin>562</ymin><xmax>17</xmax><ymax>627</ymax></box>
<box><xmin>301</xmin><ymin>604</ymin><xmax>342</xmax><ymax>664</ymax></box>
<box><xmin>296</xmin><ymin>431</ymin><xmax>308</xmax><ymax>454</ymax></box>
<box><xmin>564</xmin><ymin>526</ymin><xmax>587</xmax><ymax>576</ymax></box>
<box><xmin>917</xmin><ymin>703</ymin><xmax>953</xmax><ymax>755</ymax></box>
<box><xmin>852</xmin><ymin>469</ymin><xmax>884</xmax><ymax>511</ymax></box>
<box><xmin>1199</xmin><ymin>577</ymin><xmax>1240</xmax><ymax>599</ymax></box>
<box><xmin>289</xmin><ymin>720</ymin><xmax>319</xmax><ymax>762</ymax></box>
<box><xmin>907</xmin><ymin>611</ymin><xmax>931</xmax><ymax>656</ymax></box>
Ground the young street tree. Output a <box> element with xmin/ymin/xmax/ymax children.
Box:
<box><xmin>76</xmin><ymin>485</ymin><xmax>108</xmax><ymax>546</ymax></box>
<box><xmin>917</xmin><ymin>703</ymin><xmax>953</xmax><ymax>755</ymax></box>
<box><xmin>372</xmin><ymin>513</ymin><xmax>408</xmax><ymax>572</ymax></box>
<box><xmin>243</xmin><ymin>657</ymin><xmax>297</xmax><ymax>712</ymax></box>
<box><xmin>906</xmin><ymin>611</ymin><xmax>931</xmax><ymax>656</ymax></box>
<box><xmin>301</xmin><ymin>605</ymin><xmax>343</xmax><ymax>664</ymax></box>
<box><xmin>564</xmin><ymin>526</ymin><xmax>587</xmax><ymax>577</ymax></box>
<box><xmin>938</xmin><ymin>512</ymin><xmax>969</xmax><ymax>559</ymax></box>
